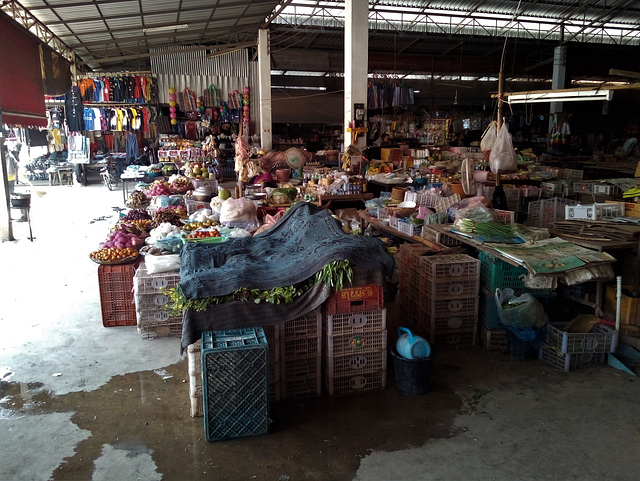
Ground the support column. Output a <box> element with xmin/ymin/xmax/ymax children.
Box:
<box><xmin>257</xmin><ymin>29</ymin><xmax>272</xmax><ymax>151</ymax></box>
<box><xmin>549</xmin><ymin>45</ymin><xmax>567</xmax><ymax>133</ymax></box>
<box><xmin>344</xmin><ymin>0</ymin><xmax>369</xmax><ymax>151</ymax></box>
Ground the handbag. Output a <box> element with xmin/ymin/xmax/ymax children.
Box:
<box><xmin>177</xmin><ymin>87</ymin><xmax>197</xmax><ymax>112</ymax></box>
<box><xmin>203</xmin><ymin>85</ymin><xmax>220</xmax><ymax>107</ymax></box>
<box><xmin>228</xmin><ymin>90</ymin><xmax>241</xmax><ymax>109</ymax></box>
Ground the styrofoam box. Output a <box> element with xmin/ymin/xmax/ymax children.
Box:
<box><xmin>565</xmin><ymin>202</ymin><xmax>624</xmax><ymax>220</ymax></box>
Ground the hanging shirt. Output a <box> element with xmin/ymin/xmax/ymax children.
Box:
<box><xmin>65</xmin><ymin>86</ymin><xmax>85</xmax><ymax>132</ymax></box>
<box><xmin>91</xmin><ymin>108</ymin><xmax>102</xmax><ymax>131</ymax></box>
<box><xmin>116</xmin><ymin>109</ymin><xmax>124</xmax><ymax>131</ymax></box>
<box><xmin>83</xmin><ymin>108</ymin><xmax>95</xmax><ymax>131</ymax></box>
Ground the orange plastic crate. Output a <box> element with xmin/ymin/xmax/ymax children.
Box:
<box><xmin>97</xmin><ymin>260</ymin><xmax>140</xmax><ymax>327</ymax></box>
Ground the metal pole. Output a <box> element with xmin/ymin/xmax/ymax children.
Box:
<box><xmin>495</xmin><ymin>71</ymin><xmax>504</xmax><ymax>187</ymax></box>
<box><xmin>0</xmin><ymin>125</ymin><xmax>16</xmax><ymax>241</ymax></box>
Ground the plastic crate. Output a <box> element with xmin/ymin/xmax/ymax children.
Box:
<box><xmin>280</xmin><ymin>356</ymin><xmax>321</xmax><ymax>400</ymax></box>
<box><xmin>493</xmin><ymin>209</ymin><xmax>515</xmax><ymax>225</ymax></box>
<box><xmin>503</xmin><ymin>187</ymin><xmax>522</xmax><ymax>212</ymax></box>
<box><xmin>421</xmin><ymin>277</ymin><xmax>479</xmax><ymax>300</ymax></box>
<box><xmin>136</xmin><ymin>307</ymin><xmax>179</xmax><ymax>325</ymax></box>
<box><xmin>573</xmin><ymin>182</ymin><xmax>593</xmax><ymax>194</ymax></box>
<box><xmin>184</xmin><ymin>197</ymin><xmax>211</xmax><ymax>215</ymax></box>
<box><xmin>539</xmin><ymin>347</ymin><xmax>605</xmax><ymax>372</ymax></box>
<box><xmin>591</xmin><ymin>183</ymin><xmax>620</xmax><ymax>195</ymax></box>
<box><xmin>325</xmin><ymin>350</ymin><xmax>387</xmax><ymax>378</ymax></box>
<box><xmin>376</xmin><ymin>208</ymin><xmax>389</xmax><ymax>222</ymax></box>
<box><xmin>478</xmin><ymin>251</ymin><xmax>551</xmax><ymax>294</ymax></box>
<box><xmin>138</xmin><ymin>321</ymin><xmax>182</xmax><ymax>339</ymax></box>
<box><xmin>418</xmin><ymin>254</ymin><xmax>480</xmax><ymax>280</ymax></box>
<box><xmin>435</xmin><ymin>193</ymin><xmax>460</xmax><ymax>213</ymax></box>
<box><xmin>540</xmin><ymin>181</ymin><xmax>564</xmax><ymax>198</ymax></box>
<box><xmin>545</xmin><ymin>322</ymin><xmax>617</xmax><ymax>355</ymax></box>
<box><xmin>521</xmin><ymin>186</ymin><xmax>542</xmax><ymax>198</ymax></box>
<box><xmin>416</xmin><ymin>192</ymin><xmax>444</xmax><ymax>208</ymax></box>
<box><xmin>133</xmin><ymin>264</ymin><xmax>180</xmax><ymax>294</ymax></box>
<box><xmin>428</xmin><ymin>329</ymin><xmax>476</xmax><ymax>349</ymax></box>
<box><xmin>201</xmin><ymin>328</ymin><xmax>269</xmax><ymax>442</ymax></box>
<box><xmin>326</xmin><ymin>329</ymin><xmax>387</xmax><ymax>358</ymax></box>
<box><xmin>281</xmin><ymin>309</ymin><xmax>322</xmax><ymax>341</ymax></box>
<box><xmin>191</xmin><ymin>179</ymin><xmax>218</xmax><ymax>191</ymax></box>
<box><xmin>478</xmin><ymin>322</ymin><xmax>507</xmax><ymax>350</ymax></box>
<box><xmin>420</xmin><ymin>296</ymin><xmax>478</xmax><ymax>321</ymax></box>
<box><xmin>325</xmin><ymin>369</ymin><xmax>387</xmax><ymax>396</ymax></box>
<box><xmin>421</xmin><ymin>225</ymin><xmax>462</xmax><ymax>247</ymax></box>
<box><xmin>97</xmin><ymin>260</ymin><xmax>140</xmax><ymax>327</ymax></box>
<box><xmin>326</xmin><ymin>308</ymin><xmax>386</xmax><ymax>336</ymax></box>
<box><xmin>397</xmin><ymin>219</ymin><xmax>420</xmax><ymax>237</ymax></box>
<box><xmin>565</xmin><ymin>203</ymin><xmax>625</xmax><ymax>220</ymax></box>
<box><xmin>389</xmin><ymin>214</ymin><xmax>398</xmax><ymax>229</ymax></box>
<box><xmin>417</xmin><ymin>306</ymin><xmax>478</xmax><ymax>335</ymax></box>
<box><xmin>326</xmin><ymin>285</ymin><xmax>384</xmax><ymax>315</ymax></box>
<box><xmin>134</xmin><ymin>292</ymin><xmax>171</xmax><ymax>311</ymax></box>
<box><xmin>526</xmin><ymin>197</ymin><xmax>578</xmax><ymax>227</ymax></box>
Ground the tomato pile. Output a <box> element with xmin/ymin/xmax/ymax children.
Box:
<box><xmin>184</xmin><ymin>229</ymin><xmax>221</xmax><ymax>239</ymax></box>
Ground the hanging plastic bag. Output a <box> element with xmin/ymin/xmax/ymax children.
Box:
<box><xmin>480</xmin><ymin>121</ymin><xmax>498</xmax><ymax>153</ymax></box>
<box><xmin>489</xmin><ymin>121</ymin><xmax>518</xmax><ymax>174</ymax></box>
<box><xmin>495</xmin><ymin>288</ymin><xmax>548</xmax><ymax>329</ymax></box>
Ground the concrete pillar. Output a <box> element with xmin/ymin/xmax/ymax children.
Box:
<box><xmin>344</xmin><ymin>0</ymin><xmax>369</xmax><ymax>150</ymax></box>
<box><xmin>258</xmin><ymin>29</ymin><xmax>272</xmax><ymax>151</ymax></box>
<box><xmin>549</xmin><ymin>45</ymin><xmax>567</xmax><ymax>132</ymax></box>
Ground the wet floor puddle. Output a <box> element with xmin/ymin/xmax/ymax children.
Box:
<box><xmin>1</xmin><ymin>361</ymin><xmax>463</xmax><ymax>481</ymax></box>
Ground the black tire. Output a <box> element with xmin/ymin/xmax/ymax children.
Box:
<box><xmin>103</xmin><ymin>174</ymin><xmax>115</xmax><ymax>191</ymax></box>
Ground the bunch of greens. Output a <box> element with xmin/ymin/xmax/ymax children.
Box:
<box><xmin>164</xmin><ymin>259</ymin><xmax>353</xmax><ymax>316</ymax></box>
<box><xmin>454</xmin><ymin>219</ymin><xmax>517</xmax><ymax>238</ymax></box>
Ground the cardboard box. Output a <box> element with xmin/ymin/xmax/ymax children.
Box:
<box><xmin>606</xmin><ymin>200</ymin><xmax>640</xmax><ymax>218</ymax></box>
<box><xmin>603</xmin><ymin>284</ymin><xmax>640</xmax><ymax>326</ymax></box>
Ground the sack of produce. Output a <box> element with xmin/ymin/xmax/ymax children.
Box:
<box><xmin>495</xmin><ymin>288</ymin><xmax>548</xmax><ymax>330</ymax></box>
<box><xmin>489</xmin><ymin>120</ymin><xmax>517</xmax><ymax>174</ymax></box>
<box><xmin>219</xmin><ymin>197</ymin><xmax>257</xmax><ymax>224</ymax></box>
<box><xmin>145</xmin><ymin>253</ymin><xmax>181</xmax><ymax>274</ymax></box>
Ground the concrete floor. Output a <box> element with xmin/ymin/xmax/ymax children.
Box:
<box><xmin>1</xmin><ymin>181</ymin><xmax>639</xmax><ymax>481</ymax></box>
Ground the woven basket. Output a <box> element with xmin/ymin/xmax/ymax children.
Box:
<box><xmin>391</xmin><ymin>187</ymin><xmax>407</xmax><ymax>202</ymax></box>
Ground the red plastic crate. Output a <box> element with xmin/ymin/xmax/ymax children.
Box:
<box><xmin>97</xmin><ymin>260</ymin><xmax>140</xmax><ymax>327</ymax></box>
<box><xmin>326</xmin><ymin>284</ymin><xmax>384</xmax><ymax>315</ymax></box>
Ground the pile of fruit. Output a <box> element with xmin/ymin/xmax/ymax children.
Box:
<box><xmin>182</xmin><ymin>219</ymin><xmax>217</xmax><ymax>232</ymax></box>
<box><xmin>122</xmin><ymin>209</ymin><xmax>151</xmax><ymax>221</ymax></box>
<box><xmin>90</xmin><ymin>247</ymin><xmax>139</xmax><ymax>263</ymax></box>
<box><xmin>184</xmin><ymin>229</ymin><xmax>221</xmax><ymax>240</ymax></box>
<box><xmin>170</xmin><ymin>176</ymin><xmax>194</xmax><ymax>194</ymax></box>
<box><xmin>184</xmin><ymin>162</ymin><xmax>212</xmax><ymax>180</ymax></box>
<box><xmin>146</xmin><ymin>180</ymin><xmax>172</xmax><ymax>196</ymax></box>
<box><xmin>126</xmin><ymin>190</ymin><xmax>150</xmax><ymax>208</ymax></box>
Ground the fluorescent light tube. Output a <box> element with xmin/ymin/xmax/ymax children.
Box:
<box><xmin>143</xmin><ymin>24</ymin><xmax>189</xmax><ymax>34</ymax></box>
<box><xmin>508</xmin><ymin>90</ymin><xmax>613</xmax><ymax>104</ymax></box>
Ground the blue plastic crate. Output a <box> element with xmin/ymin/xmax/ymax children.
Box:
<box><xmin>201</xmin><ymin>327</ymin><xmax>269</xmax><ymax>442</ymax></box>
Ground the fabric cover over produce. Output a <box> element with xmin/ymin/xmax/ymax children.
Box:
<box><xmin>179</xmin><ymin>202</ymin><xmax>394</xmax><ymax>351</ymax></box>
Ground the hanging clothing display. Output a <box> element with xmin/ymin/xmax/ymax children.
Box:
<box><xmin>77</xmin><ymin>75</ymin><xmax>159</xmax><ymax>104</ymax></box>
<box><xmin>125</xmin><ymin>132</ymin><xmax>139</xmax><ymax>161</ymax></box>
<box><xmin>68</xmin><ymin>132</ymin><xmax>90</xmax><ymax>163</ymax></box>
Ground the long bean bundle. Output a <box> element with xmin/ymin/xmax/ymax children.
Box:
<box><xmin>454</xmin><ymin>218</ymin><xmax>517</xmax><ymax>238</ymax></box>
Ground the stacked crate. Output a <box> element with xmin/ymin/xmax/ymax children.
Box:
<box><xmin>188</xmin><ymin>323</ymin><xmax>280</xmax><ymax>417</ymax></box>
<box><xmin>396</xmin><ymin>243</ymin><xmax>432</xmax><ymax>332</ymax></box>
<box><xmin>324</xmin><ymin>285</ymin><xmax>387</xmax><ymax>396</ymax></box>
<box><xmin>133</xmin><ymin>262</ymin><xmax>182</xmax><ymax>338</ymax></box>
<box><xmin>201</xmin><ymin>328</ymin><xmax>269</xmax><ymax>442</ymax></box>
<box><xmin>280</xmin><ymin>309</ymin><xmax>322</xmax><ymax>400</ymax></box>
<box><xmin>97</xmin><ymin>259</ymin><xmax>140</xmax><ymax>327</ymax></box>
<box><xmin>539</xmin><ymin>322</ymin><xmax>617</xmax><ymax>372</ymax></box>
<box><xmin>417</xmin><ymin>255</ymin><xmax>480</xmax><ymax>348</ymax></box>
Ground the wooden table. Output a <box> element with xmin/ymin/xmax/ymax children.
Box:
<box><xmin>358</xmin><ymin>210</ymin><xmax>448</xmax><ymax>252</ymax></box>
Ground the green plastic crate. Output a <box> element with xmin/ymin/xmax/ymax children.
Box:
<box><xmin>478</xmin><ymin>251</ymin><xmax>551</xmax><ymax>294</ymax></box>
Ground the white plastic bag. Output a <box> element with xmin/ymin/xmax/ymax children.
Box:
<box><xmin>495</xmin><ymin>288</ymin><xmax>548</xmax><ymax>329</ymax></box>
<box><xmin>145</xmin><ymin>254</ymin><xmax>181</xmax><ymax>274</ymax></box>
<box><xmin>480</xmin><ymin>121</ymin><xmax>498</xmax><ymax>153</ymax></box>
<box><xmin>489</xmin><ymin>121</ymin><xmax>518</xmax><ymax>174</ymax></box>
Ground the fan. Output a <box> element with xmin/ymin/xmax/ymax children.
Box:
<box><xmin>285</xmin><ymin>147</ymin><xmax>307</xmax><ymax>170</ymax></box>
<box><xmin>461</xmin><ymin>158</ymin><xmax>477</xmax><ymax>196</ymax></box>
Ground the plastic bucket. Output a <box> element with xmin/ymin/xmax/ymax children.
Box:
<box><xmin>505</xmin><ymin>331</ymin><xmax>538</xmax><ymax>360</ymax></box>
<box><xmin>391</xmin><ymin>347</ymin><xmax>436</xmax><ymax>395</ymax></box>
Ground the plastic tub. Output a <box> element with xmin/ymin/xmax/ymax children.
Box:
<box><xmin>391</xmin><ymin>347</ymin><xmax>436</xmax><ymax>395</ymax></box>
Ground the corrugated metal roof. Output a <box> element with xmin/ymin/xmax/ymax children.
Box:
<box><xmin>53</xmin><ymin>6</ymin><xmax>100</xmax><ymax>21</ymax></box>
<box><xmin>99</xmin><ymin>1</ymin><xmax>141</xmax><ymax>17</ymax></box>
